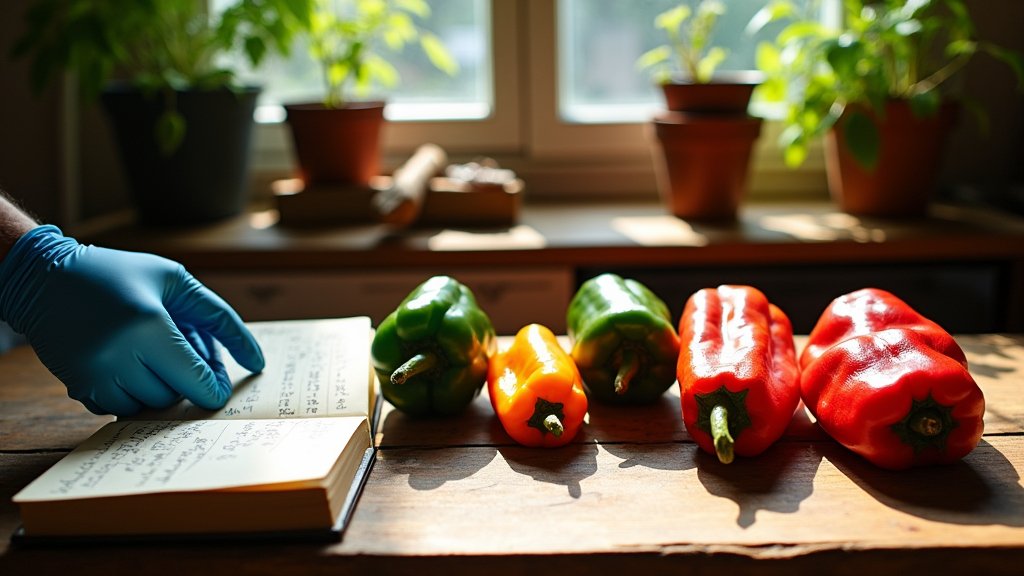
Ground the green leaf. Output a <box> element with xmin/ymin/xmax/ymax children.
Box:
<box><xmin>155</xmin><ymin>109</ymin><xmax>186</xmax><ymax>157</ymax></box>
<box><xmin>784</xmin><ymin>142</ymin><xmax>808</xmax><ymax>168</ymax></box>
<box><xmin>244</xmin><ymin>36</ymin><xmax>268</xmax><ymax>67</ymax></box>
<box><xmin>824</xmin><ymin>37</ymin><xmax>863</xmax><ymax>79</ymax></box>
<box><xmin>946</xmin><ymin>39</ymin><xmax>977</xmax><ymax>57</ymax></box>
<box><xmin>636</xmin><ymin>46</ymin><xmax>671</xmax><ymax>71</ymax></box>
<box><xmin>396</xmin><ymin>0</ymin><xmax>431</xmax><ymax>18</ymax></box>
<box><xmin>421</xmin><ymin>33</ymin><xmax>458</xmax><ymax>76</ymax></box>
<box><xmin>982</xmin><ymin>43</ymin><xmax>1024</xmax><ymax>90</ymax></box>
<box><xmin>755</xmin><ymin>77</ymin><xmax>786</xmax><ymax>103</ymax></box>
<box><xmin>746</xmin><ymin>0</ymin><xmax>797</xmax><ymax>35</ymax></box>
<box><xmin>654</xmin><ymin>5</ymin><xmax>690</xmax><ymax>33</ymax></box>
<box><xmin>697</xmin><ymin>47</ymin><xmax>727</xmax><ymax>83</ymax></box>
<box><xmin>365</xmin><ymin>54</ymin><xmax>399</xmax><ymax>89</ymax></box>
<box><xmin>842</xmin><ymin>110</ymin><xmax>880</xmax><ymax>171</ymax></box>
<box><xmin>908</xmin><ymin>90</ymin><xmax>941</xmax><ymax>118</ymax></box>
<box><xmin>777</xmin><ymin>21</ymin><xmax>826</xmax><ymax>44</ymax></box>
<box><xmin>780</xmin><ymin>124</ymin><xmax>808</xmax><ymax>167</ymax></box>
<box><xmin>755</xmin><ymin>42</ymin><xmax>782</xmax><ymax>74</ymax></box>
<box><xmin>894</xmin><ymin>19</ymin><xmax>922</xmax><ymax>37</ymax></box>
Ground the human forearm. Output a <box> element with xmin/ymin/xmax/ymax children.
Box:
<box><xmin>0</xmin><ymin>191</ymin><xmax>39</xmax><ymax>263</ymax></box>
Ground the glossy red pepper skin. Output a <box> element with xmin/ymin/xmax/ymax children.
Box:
<box><xmin>799</xmin><ymin>287</ymin><xmax>966</xmax><ymax>370</ymax></box>
<box><xmin>677</xmin><ymin>285</ymin><xmax>800</xmax><ymax>463</ymax></box>
<box><xmin>800</xmin><ymin>288</ymin><xmax>985</xmax><ymax>470</ymax></box>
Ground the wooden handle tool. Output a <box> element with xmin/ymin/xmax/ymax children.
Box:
<box><xmin>373</xmin><ymin>143</ymin><xmax>447</xmax><ymax>227</ymax></box>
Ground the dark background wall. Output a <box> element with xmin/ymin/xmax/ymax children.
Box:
<box><xmin>1</xmin><ymin>0</ymin><xmax>1022</xmax><ymax>226</ymax></box>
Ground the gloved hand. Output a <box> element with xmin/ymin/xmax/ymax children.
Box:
<box><xmin>0</xmin><ymin>225</ymin><xmax>264</xmax><ymax>416</ymax></box>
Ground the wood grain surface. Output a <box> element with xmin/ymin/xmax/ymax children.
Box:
<box><xmin>2</xmin><ymin>333</ymin><xmax>1023</xmax><ymax>575</ymax></box>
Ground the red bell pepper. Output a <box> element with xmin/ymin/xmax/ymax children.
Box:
<box><xmin>677</xmin><ymin>285</ymin><xmax>801</xmax><ymax>463</ymax></box>
<box><xmin>800</xmin><ymin>288</ymin><xmax>985</xmax><ymax>470</ymax></box>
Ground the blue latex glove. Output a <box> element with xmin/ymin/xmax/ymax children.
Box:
<box><xmin>0</xmin><ymin>225</ymin><xmax>264</xmax><ymax>416</ymax></box>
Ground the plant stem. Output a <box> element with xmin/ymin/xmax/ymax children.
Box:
<box><xmin>910</xmin><ymin>54</ymin><xmax>970</xmax><ymax>96</ymax></box>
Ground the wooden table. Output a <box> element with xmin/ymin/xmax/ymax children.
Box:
<box><xmin>2</xmin><ymin>334</ymin><xmax>1024</xmax><ymax>575</ymax></box>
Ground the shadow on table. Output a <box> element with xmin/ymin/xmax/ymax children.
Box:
<box><xmin>582</xmin><ymin>391</ymin><xmax>686</xmax><ymax>444</ymax></box>
<box><xmin>957</xmin><ymin>334</ymin><xmax>1023</xmax><ymax>381</ymax></box>
<box><xmin>376</xmin><ymin>394</ymin><xmax>505</xmax><ymax>448</ymax></box>
<box><xmin>500</xmin><ymin>442</ymin><xmax>600</xmax><ymax>499</ymax></box>
<box><xmin>697</xmin><ymin>442</ymin><xmax>825</xmax><ymax>529</ymax></box>
<box><xmin>602</xmin><ymin>441</ymin><xmax>697</xmax><ymax>472</ymax></box>
<box><xmin>828</xmin><ymin>439</ymin><xmax>1024</xmax><ymax>527</ymax></box>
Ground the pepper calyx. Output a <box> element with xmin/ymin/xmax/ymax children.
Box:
<box><xmin>890</xmin><ymin>395</ymin><xmax>959</xmax><ymax>454</ymax></box>
<box><xmin>695</xmin><ymin>386</ymin><xmax>751</xmax><ymax>459</ymax></box>
<box><xmin>527</xmin><ymin>398</ymin><xmax>566</xmax><ymax>437</ymax></box>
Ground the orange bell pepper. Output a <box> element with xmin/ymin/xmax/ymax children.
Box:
<box><xmin>487</xmin><ymin>324</ymin><xmax>589</xmax><ymax>447</ymax></box>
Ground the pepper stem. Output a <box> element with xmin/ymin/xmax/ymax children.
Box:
<box><xmin>614</xmin><ymin>350</ymin><xmax>639</xmax><ymax>396</ymax></box>
<box><xmin>710</xmin><ymin>404</ymin><xmax>735</xmax><ymax>464</ymax></box>
<box><xmin>527</xmin><ymin>398</ymin><xmax>567</xmax><ymax>437</ymax></box>
<box><xmin>543</xmin><ymin>414</ymin><xmax>564</xmax><ymax>437</ymax></box>
<box><xmin>910</xmin><ymin>410</ymin><xmax>943</xmax><ymax>437</ymax></box>
<box><xmin>391</xmin><ymin>352</ymin><xmax>439</xmax><ymax>386</ymax></box>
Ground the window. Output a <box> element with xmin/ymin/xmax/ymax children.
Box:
<box><xmin>226</xmin><ymin>0</ymin><xmax>493</xmax><ymax>123</ymax></box>
<box><xmin>244</xmin><ymin>0</ymin><xmax>828</xmax><ymax>198</ymax></box>
<box><xmin>558</xmin><ymin>0</ymin><xmax>809</xmax><ymax>124</ymax></box>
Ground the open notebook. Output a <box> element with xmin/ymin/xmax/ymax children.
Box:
<box><xmin>13</xmin><ymin>316</ymin><xmax>378</xmax><ymax>543</ymax></box>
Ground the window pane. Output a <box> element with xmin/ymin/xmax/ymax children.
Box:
<box><xmin>213</xmin><ymin>0</ymin><xmax>492</xmax><ymax>122</ymax></box>
<box><xmin>558</xmin><ymin>0</ymin><xmax>813</xmax><ymax>123</ymax></box>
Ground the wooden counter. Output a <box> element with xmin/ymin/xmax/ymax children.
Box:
<box><xmin>2</xmin><ymin>334</ymin><xmax>1024</xmax><ymax>575</ymax></box>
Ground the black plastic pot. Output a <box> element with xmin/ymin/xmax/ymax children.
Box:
<box><xmin>101</xmin><ymin>85</ymin><xmax>260</xmax><ymax>225</ymax></box>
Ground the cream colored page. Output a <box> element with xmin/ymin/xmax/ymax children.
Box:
<box><xmin>135</xmin><ymin>317</ymin><xmax>372</xmax><ymax>421</ymax></box>
<box><xmin>14</xmin><ymin>417</ymin><xmax>366</xmax><ymax>502</ymax></box>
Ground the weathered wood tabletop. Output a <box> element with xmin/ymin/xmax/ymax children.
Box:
<box><xmin>2</xmin><ymin>334</ymin><xmax>1023</xmax><ymax>575</ymax></box>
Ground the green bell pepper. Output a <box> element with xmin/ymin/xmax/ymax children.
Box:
<box><xmin>372</xmin><ymin>276</ymin><xmax>497</xmax><ymax>416</ymax></box>
<box><xmin>567</xmin><ymin>273</ymin><xmax>680</xmax><ymax>404</ymax></box>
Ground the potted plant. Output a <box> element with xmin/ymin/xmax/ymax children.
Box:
<box><xmin>637</xmin><ymin>0</ymin><xmax>764</xmax><ymax>221</ymax></box>
<box><xmin>284</xmin><ymin>0</ymin><xmax>458</xmax><ymax>186</ymax></box>
<box><xmin>753</xmin><ymin>0</ymin><xmax>1024</xmax><ymax>217</ymax></box>
<box><xmin>12</xmin><ymin>0</ymin><xmax>311</xmax><ymax>225</ymax></box>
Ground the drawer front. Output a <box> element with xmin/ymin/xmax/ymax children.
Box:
<box><xmin>197</xmin><ymin>267</ymin><xmax>574</xmax><ymax>335</ymax></box>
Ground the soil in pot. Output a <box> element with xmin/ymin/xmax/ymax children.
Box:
<box><xmin>101</xmin><ymin>86</ymin><xmax>259</xmax><ymax>225</ymax></box>
<box><xmin>284</xmin><ymin>102</ymin><xmax>386</xmax><ymax>186</ymax></box>
<box><xmin>826</xmin><ymin>100</ymin><xmax>959</xmax><ymax>218</ymax></box>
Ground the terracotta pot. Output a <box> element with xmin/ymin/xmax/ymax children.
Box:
<box><xmin>284</xmin><ymin>101</ymin><xmax>386</xmax><ymax>185</ymax></box>
<box><xmin>101</xmin><ymin>85</ymin><xmax>259</xmax><ymax>225</ymax></box>
<box><xmin>660</xmin><ymin>71</ymin><xmax>765</xmax><ymax>114</ymax></box>
<box><xmin>826</xmin><ymin>100</ymin><xmax>959</xmax><ymax>217</ymax></box>
<box><xmin>651</xmin><ymin>112</ymin><xmax>763</xmax><ymax>221</ymax></box>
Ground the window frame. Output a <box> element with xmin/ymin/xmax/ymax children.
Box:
<box><xmin>249</xmin><ymin>0</ymin><xmax>826</xmax><ymax>200</ymax></box>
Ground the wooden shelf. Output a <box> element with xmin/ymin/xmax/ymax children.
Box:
<box><xmin>83</xmin><ymin>200</ymin><xmax>1024</xmax><ymax>270</ymax></box>
<box><xmin>81</xmin><ymin>200</ymin><xmax>1024</xmax><ymax>334</ymax></box>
